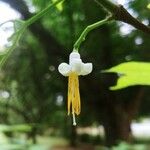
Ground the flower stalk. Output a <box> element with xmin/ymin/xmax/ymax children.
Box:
<box><xmin>73</xmin><ymin>15</ymin><xmax>113</xmax><ymax>51</ymax></box>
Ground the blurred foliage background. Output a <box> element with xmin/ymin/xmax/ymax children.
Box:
<box><xmin>0</xmin><ymin>0</ymin><xmax>150</xmax><ymax>149</ymax></box>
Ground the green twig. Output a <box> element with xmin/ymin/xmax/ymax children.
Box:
<box><xmin>0</xmin><ymin>29</ymin><xmax>25</xmax><ymax>67</ymax></box>
<box><xmin>73</xmin><ymin>15</ymin><xmax>113</xmax><ymax>51</ymax></box>
<box><xmin>25</xmin><ymin>0</ymin><xmax>65</xmax><ymax>26</ymax></box>
<box><xmin>0</xmin><ymin>0</ymin><xmax>65</xmax><ymax>68</ymax></box>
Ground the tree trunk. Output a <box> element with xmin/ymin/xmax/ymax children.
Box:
<box><xmin>103</xmin><ymin>103</ymin><xmax>131</xmax><ymax>146</ymax></box>
<box><xmin>102</xmin><ymin>87</ymin><xmax>145</xmax><ymax>146</ymax></box>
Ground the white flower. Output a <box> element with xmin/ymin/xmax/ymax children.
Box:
<box><xmin>58</xmin><ymin>51</ymin><xmax>93</xmax><ymax>126</ymax></box>
<box><xmin>58</xmin><ymin>52</ymin><xmax>93</xmax><ymax>76</ymax></box>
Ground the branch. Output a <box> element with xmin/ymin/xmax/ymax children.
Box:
<box><xmin>96</xmin><ymin>0</ymin><xmax>150</xmax><ymax>35</ymax></box>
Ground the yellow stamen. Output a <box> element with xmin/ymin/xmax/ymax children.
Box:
<box><xmin>68</xmin><ymin>72</ymin><xmax>81</xmax><ymax>116</ymax></box>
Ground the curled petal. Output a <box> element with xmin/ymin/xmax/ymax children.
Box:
<box><xmin>58</xmin><ymin>63</ymin><xmax>71</xmax><ymax>76</ymax></box>
<box><xmin>71</xmin><ymin>59</ymin><xmax>82</xmax><ymax>74</ymax></box>
<box><xmin>80</xmin><ymin>63</ymin><xmax>93</xmax><ymax>75</ymax></box>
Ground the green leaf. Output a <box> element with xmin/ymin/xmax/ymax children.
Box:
<box><xmin>104</xmin><ymin>62</ymin><xmax>150</xmax><ymax>90</ymax></box>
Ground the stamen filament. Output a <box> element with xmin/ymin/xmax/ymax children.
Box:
<box><xmin>68</xmin><ymin>72</ymin><xmax>81</xmax><ymax>116</ymax></box>
<box><xmin>72</xmin><ymin>113</ymin><xmax>77</xmax><ymax>126</ymax></box>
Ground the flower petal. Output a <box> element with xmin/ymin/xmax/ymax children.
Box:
<box><xmin>69</xmin><ymin>52</ymin><xmax>80</xmax><ymax>64</ymax></box>
<box><xmin>58</xmin><ymin>63</ymin><xmax>71</xmax><ymax>76</ymax></box>
<box><xmin>71</xmin><ymin>59</ymin><xmax>82</xmax><ymax>74</ymax></box>
<box><xmin>80</xmin><ymin>63</ymin><xmax>93</xmax><ymax>75</ymax></box>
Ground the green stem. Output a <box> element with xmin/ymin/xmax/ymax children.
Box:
<box><xmin>25</xmin><ymin>0</ymin><xmax>65</xmax><ymax>26</ymax></box>
<box><xmin>73</xmin><ymin>15</ymin><xmax>113</xmax><ymax>51</ymax></box>
<box><xmin>0</xmin><ymin>29</ymin><xmax>25</xmax><ymax>67</ymax></box>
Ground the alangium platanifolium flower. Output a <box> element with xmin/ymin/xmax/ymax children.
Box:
<box><xmin>58</xmin><ymin>52</ymin><xmax>93</xmax><ymax>125</ymax></box>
